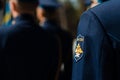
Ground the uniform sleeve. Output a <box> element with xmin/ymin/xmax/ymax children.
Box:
<box><xmin>72</xmin><ymin>10</ymin><xmax>105</xmax><ymax>80</ymax></box>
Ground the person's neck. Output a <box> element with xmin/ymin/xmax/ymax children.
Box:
<box><xmin>39</xmin><ymin>18</ymin><xmax>46</xmax><ymax>25</ymax></box>
<box><xmin>12</xmin><ymin>11</ymin><xmax>34</xmax><ymax>19</ymax></box>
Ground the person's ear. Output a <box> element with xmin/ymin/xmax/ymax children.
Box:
<box><xmin>37</xmin><ymin>7</ymin><xmax>45</xmax><ymax>18</ymax></box>
<box><xmin>9</xmin><ymin>0</ymin><xmax>18</xmax><ymax>12</ymax></box>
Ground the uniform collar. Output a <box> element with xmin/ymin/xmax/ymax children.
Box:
<box><xmin>12</xmin><ymin>14</ymin><xmax>36</xmax><ymax>25</ymax></box>
<box><xmin>43</xmin><ymin>20</ymin><xmax>60</xmax><ymax>31</ymax></box>
<box><xmin>43</xmin><ymin>20</ymin><xmax>59</xmax><ymax>28</ymax></box>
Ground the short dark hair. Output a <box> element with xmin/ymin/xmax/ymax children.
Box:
<box><xmin>10</xmin><ymin>0</ymin><xmax>38</xmax><ymax>12</ymax></box>
<box><xmin>43</xmin><ymin>8</ymin><xmax>58</xmax><ymax>20</ymax></box>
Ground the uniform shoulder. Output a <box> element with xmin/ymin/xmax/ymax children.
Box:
<box><xmin>89</xmin><ymin>0</ymin><xmax>120</xmax><ymax>42</ymax></box>
<box><xmin>79</xmin><ymin>0</ymin><xmax>120</xmax><ymax>31</ymax></box>
<box><xmin>0</xmin><ymin>24</ymin><xmax>23</xmax><ymax>37</ymax></box>
<box><xmin>90</xmin><ymin>0</ymin><xmax>120</xmax><ymax>17</ymax></box>
<box><xmin>0</xmin><ymin>25</ymin><xmax>10</xmax><ymax>35</ymax></box>
<box><xmin>0</xmin><ymin>25</ymin><xmax>11</xmax><ymax>48</ymax></box>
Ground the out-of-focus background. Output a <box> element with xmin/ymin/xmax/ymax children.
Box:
<box><xmin>58</xmin><ymin>0</ymin><xmax>86</xmax><ymax>38</ymax></box>
<box><xmin>0</xmin><ymin>0</ymin><xmax>107</xmax><ymax>38</ymax></box>
<box><xmin>0</xmin><ymin>0</ymin><xmax>94</xmax><ymax>38</ymax></box>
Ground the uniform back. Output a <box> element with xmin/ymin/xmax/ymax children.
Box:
<box><xmin>91</xmin><ymin>1</ymin><xmax>120</xmax><ymax>79</ymax></box>
<box><xmin>0</xmin><ymin>14</ymin><xmax>59</xmax><ymax>80</ymax></box>
<box><xmin>72</xmin><ymin>0</ymin><xmax>120</xmax><ymax>80</ymax></box>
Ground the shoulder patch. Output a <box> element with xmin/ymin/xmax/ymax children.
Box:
<box><xmin>74</xmin><ymin>34</ymin><xmax>84</xmax><ymax>62</ymax></box>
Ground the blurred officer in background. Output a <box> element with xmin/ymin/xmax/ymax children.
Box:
<box><xmin>72</xmin><ymin>0</ymin><xmax>120</xmax><ymax>80</ymax></box>
<box><xmin>37</xmin><ymin>0</ymin><xmax>73</xmax><ymax>80</ymax></box>
<box><xmin>0</xmin><ymin>0</ymin><xmax>60</xmax><ymax>80</ymax></box>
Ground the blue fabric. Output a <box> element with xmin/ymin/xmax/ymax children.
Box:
<box><xmin>0</xmin><ymin>14</ymin><xmax>59</xmax><ymax>80</ymax></box>
<box><xmin>43</xmin><ymin>20</ymin><xmax>73</xmax><ymax>80</ymax></box>
<box><xmin>38</xmin><ymin>0</ymin><xmax>60</xmax><ymax>9</ymax></box>
<box><xmin>84</xmin><ymin>0</ymin><xmax>92</xmax><ymax>6</ymax></box>
<box><xmin>72</xmin><ymin>0</ymin><xmax>120</xmax><ymax>80</ymax></box>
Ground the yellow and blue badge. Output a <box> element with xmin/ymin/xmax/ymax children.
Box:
<box><xmin>74</xmin><ymin>34</ymin><xmax>84</xmax><ymax>62</ymax></box>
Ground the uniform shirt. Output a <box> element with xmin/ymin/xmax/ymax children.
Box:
<box><xmin>0</xmin><ymin>14</ymin><xmax>59</xmax><ymax>80</ymax></box>
<box><xmin>42</xmin><ymin>20</ymin><xmax>73</xmax><ymax>80</ymax></box>
<box><xmin>72</xmin><ymin>0</ymin><xmax>120</xmax><ymax>80</ymax></box>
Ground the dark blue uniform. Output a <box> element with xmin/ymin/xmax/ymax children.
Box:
<box><xmin>38</xmin><ymin>0</ymin><xmax>73</xmax><ymax>79</ymax></box>
<box><xmin>72</xmin><ymin>0</ymin><xmax>120</xmax><ymax>80</ymax></box>
<box><xmin>0</xmin><ymin>14</ymin><xmax>59</xmax><ymax>80</ymax></box>
<box><xmin>43</xmin><ymin>19</ymin><xmax>73</xmax><ymax>80</ymax></box>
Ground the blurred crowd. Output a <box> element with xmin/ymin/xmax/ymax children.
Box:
<box><xmin>0</xmin><ymin>0</ymin><xmax>106</xmax><ymax>37</ymax></box>
<box><xmin>0</xmin><ymin>0</ymin><xmax>109</xmax><ymax>80</ymax></box>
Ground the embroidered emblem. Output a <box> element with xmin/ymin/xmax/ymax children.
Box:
<box><xmin>74</xmin><ymin>34</ymin><xmax>84</xmax><ymax>62</ymax></box>
<box><xmin>75</xmin><ymin>44</ymin><xmax>83</xmax><ymax>57</ymax></box>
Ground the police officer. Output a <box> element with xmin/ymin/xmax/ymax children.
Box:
<box><xmin>0</xmin><ymin>0</ymin><xmax>60</xmax><ymax>80</ymax></box>
<box><xmin>36</xmin><ymin>0</ymin><xmax>73</xmax><ymax>80</ymax></box>
<box><xmin>72</xmin><ymin>0</ymin><xmax>120</xmax><ymax>80</ymax></box>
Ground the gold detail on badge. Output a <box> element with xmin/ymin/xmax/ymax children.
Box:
<box><xmin>75</xmin><ymin>44</ymin><xmax>83</xmax><ymax>54</ymax></box>
<box><xmin>77</xmin><ymin>38</ymin><xmax>84</xmax><ymax>42</ymax></box>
